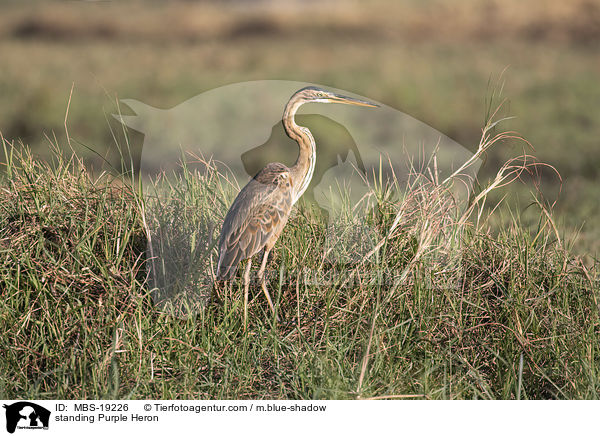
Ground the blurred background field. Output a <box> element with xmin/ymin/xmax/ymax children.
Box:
<box><xmin>0</xmin><ymin>0</ymin><xmax>598</xmax><ymax>256</ymax></box>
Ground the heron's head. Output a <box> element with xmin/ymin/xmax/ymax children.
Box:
<box><xmin>295</xmin><ymin>86</ymin><xmax>379</xmax><ymax>108</ymax></box>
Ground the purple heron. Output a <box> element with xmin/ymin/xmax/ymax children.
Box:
<box><xmin>216</xmin><ymin>86</ymin><xmax>378</xmax><ymax>323</ymax></box>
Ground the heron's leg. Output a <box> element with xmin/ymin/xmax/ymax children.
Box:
<box><xmin>243</xmin><ymin>259</ymin><xmax>252</xmax><ymax>327</ymax></box>
<box><xmin>257</xmin><ymin>249</ymin><xmax>278</xmax><ymax>319</ymax></box>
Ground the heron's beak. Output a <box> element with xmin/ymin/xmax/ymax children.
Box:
<box><xmin>330</xmin><ymin>93</ymin><xmax>379</xmax><ymax>108</ymax></box>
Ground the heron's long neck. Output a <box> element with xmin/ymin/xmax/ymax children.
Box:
<box><xmin>283</xmin><ymin>98</ymin><xmax>316</xmax><ymax>204</ymax></box>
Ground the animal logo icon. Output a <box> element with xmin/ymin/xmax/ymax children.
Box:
<box><xmin>115</xmin><ymin>80</ymin><xmax>480</xmax><ymax>313</ymax></box>
<box><xmin>3</xmin><ymin>402</ymin><xmax>50</xmax><ymax>434</ymax></box>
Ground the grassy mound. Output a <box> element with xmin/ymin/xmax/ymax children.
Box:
<box><xmin>0</xmin><ymin>134</ymin><xmax>598</xmax><ymax>399</ymax></box>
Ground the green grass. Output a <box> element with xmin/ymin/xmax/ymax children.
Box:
<box><xmin>0</xmin><ymin>119</ymin><xmax>598</xmax><ymax>399</ymax></box>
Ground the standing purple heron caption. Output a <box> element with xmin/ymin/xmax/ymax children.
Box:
<box><xmin>216</xmin><ymin>86</ymin><xmax>378</xmax><ymax>324</ymax></box>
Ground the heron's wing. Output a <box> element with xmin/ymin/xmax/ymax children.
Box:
<box><xmin>217</xmin><ymin>163</ymin><xmax>293</xmax><ymax>279</ymax></box>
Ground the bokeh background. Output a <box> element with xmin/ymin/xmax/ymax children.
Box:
<box><xmin>0</xmin><ymin>0</ymin><xmax>598</xmax><ymax>256</ymax></box>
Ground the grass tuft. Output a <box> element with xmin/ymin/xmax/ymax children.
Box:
<box><xmin>0</xmin><ymin>115</ymin><xmax>598</xmax><ymax>399</ymax></box>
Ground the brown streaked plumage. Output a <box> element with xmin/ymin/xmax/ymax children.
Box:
<box><xmin>217</xmin><ymin>163</ymin><xmax>293</xmax><ymax>280</ymax></box>
<box><xmin>216</xmin><ymin>86</ymin><xmax>378</xmax><ymax>323</ymax></box>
